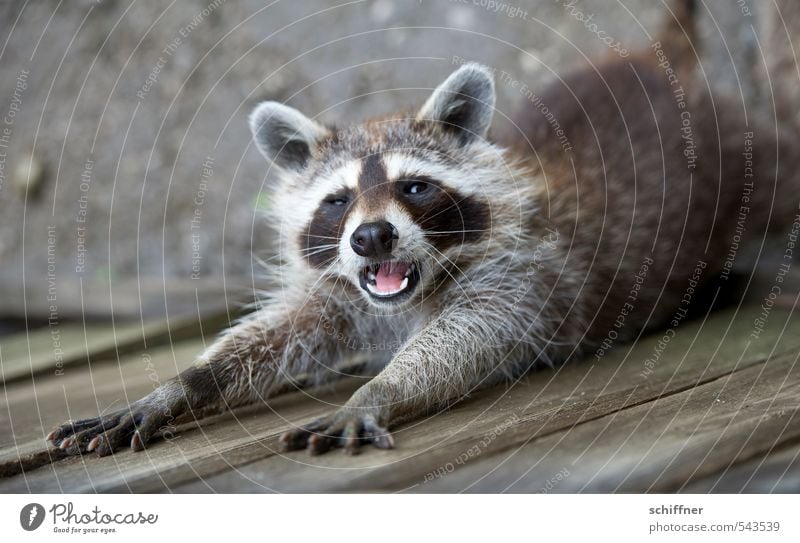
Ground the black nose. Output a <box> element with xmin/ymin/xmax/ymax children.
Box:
<box><xmin>350</xmin><ymin>221</ymin><xmax>398</xmax><ymax>257</ymax></box>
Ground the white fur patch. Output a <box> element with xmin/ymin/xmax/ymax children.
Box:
<box><xmin>276</xmin><ymin>159</ymin><xmax>363</xmax><ymax>244</ymax></box>
<box><xmin>382</xmin><ymin>152</ymin><xmax>485</xmax><ymax>196</ymax></box>
<box><xmin>383</xmin><ymin>201</ymin><xmax>424</xmax><ymax>255</ymax></box>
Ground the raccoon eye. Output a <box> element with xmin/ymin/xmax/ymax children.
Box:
<box><xmin>404</xmin><ymin>181</ymin><xmax>429</xmax><ymax>195</ymax></box>
<box><xmin>326</xmin><ymin>197</ymin><xmax>349</xmax><ymax>206</ymax></box>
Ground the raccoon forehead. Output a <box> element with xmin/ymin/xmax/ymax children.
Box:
<box><xmin>305</xmin><ymin>159</ymin><xmax>362</xmax><ymax>193</ymax></box>
<box><xmin>310</xmin><ymin>151</ymin><xmax>488</xmax><ymax>197</ymax></box>
<box><xmin>382</xmin><ymin>152</ymin><xmax>483</xmax><ymax>195</ymax></box>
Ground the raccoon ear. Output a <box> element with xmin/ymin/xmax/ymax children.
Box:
<box><xmin>249</xmin><ymin>102</ymin><xmax>330</xmax><ymax>171</ymax></box>
<box><xmin>417</xmin><ymin>63</ymin><xmax>496</xmax><ymax>144</ymax></box>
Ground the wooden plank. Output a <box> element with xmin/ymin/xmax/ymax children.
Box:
<box><xmin>419</xmin><ymin>350</ymin><xmax>800</xmax><ymax>492</ymax></box>
<box><xmin>0</xmin><ymin>311</ymin><xmax>232</xmax><ymax>385</ymax></box>
<box><xmin>2</xmin><ymin>304</ymin><xmax>798</xmax><ymax>493</ymax></box>
<box><xmin>0</xmin><ymin>381</ymin><xmax>364</xmax><ymax>493</ymax></box>
<box><xmin>170</xmin><ymin>304</ymin><xmax>800</xmax><ymax>493</ymax></box>
<box><xmin>681</xmin><ymin>441</ymin><xmax>800</xmax><ymax>493</ymax></box>
<box><xmin>0</xmin><ymin>340</ymin><xmax>204</xmax><ymax>462</ymax></box>
<box><xmin>0</xmin><ymin>337</ymin><xmax>369</xmax><ymax>492</ymax></box>
<box><xmin>1</xmin><ymin>322</ymin><xmax>109</xmax><ymax>381</ymax></box>
<box><xmin>0</xmin><ymin>277</ymin><xmax>251</xmax><ymax>321</ymax></box>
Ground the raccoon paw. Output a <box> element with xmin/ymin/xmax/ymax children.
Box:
<box><xmin>279</xmin><ymin>411</ymin><xmax>394</xmax><ymax>455</ymax></box>
<box><xmin>46</xmin><ymin>397</ymin><xmax>183</xmax><ymax>457</ymax></box>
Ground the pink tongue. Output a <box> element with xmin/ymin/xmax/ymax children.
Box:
<box><xmin>374</xmin><ymin>262</ymin><xmax>409</xmax><ymax>293</ymax></box>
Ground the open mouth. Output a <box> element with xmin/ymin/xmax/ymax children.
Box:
<box><xmin>358</xmin><ymin>260</ymin><xmax>420</xmax><ymax>301</ymax></box>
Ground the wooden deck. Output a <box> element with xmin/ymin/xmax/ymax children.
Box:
<box><xmin>1</xmin><ymin>295</ymin><xmax>800</xmax><ymax>493</ymax></box>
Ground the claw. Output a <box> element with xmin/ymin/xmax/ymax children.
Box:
<box><xmin>87</xmin><ymin>436</ymin><xmax>101</xmax><ymax>452</ymax></box>
<box><xmin>371</xmin><ymin>432</ymin><xmax>395</xmax><ymax>450</ymax></box>
<box><xmin>279</xmin><ymin>413</ymin><xmax>393</xmax><ymax>456</ymax></box>
<box><xmin>343</xmin><ymin>420</ymin><xmax>361</xmax><ymax>455</ymax></box>
<box><xmin>131</xmin><ymin>431</ymin><xmax>144</xmax><ymax>452</ymax></box>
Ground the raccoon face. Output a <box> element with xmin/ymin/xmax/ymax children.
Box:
<box><xmin>250</xmin><ymin>63</ymin><xmax>497</xmax><ymax>309</ymax></box>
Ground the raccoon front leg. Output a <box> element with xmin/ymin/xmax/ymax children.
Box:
<box><xmin>280</xmin><ymin>305</ymin><xmax>532</xmax><ymax>455</ymax></box>
<box><xmin>48</xmin><ymin>303</ymin><xmax>351</xmax><ymax>456</ymax></box>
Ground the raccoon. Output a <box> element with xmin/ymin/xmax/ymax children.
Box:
<box><xmin>49</xmin><ymin>0</ymin><xmax>800</xmax><ymax>456</ymax></box>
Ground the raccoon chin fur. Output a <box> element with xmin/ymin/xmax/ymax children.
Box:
<box><xmin>48</xmin><ymin>0</ymin><xmax>800</xmax><ymax>457</ymax></box>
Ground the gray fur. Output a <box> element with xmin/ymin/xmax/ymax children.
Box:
<box><xmin>416</xmin><ymin>62</ymin><xmax>496</xmax><ymax>144</ymax></box>
<box><xmin>249</xmin><ymin>101</ymin><xmax>330</xmax><ymax>171</ymax></box>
